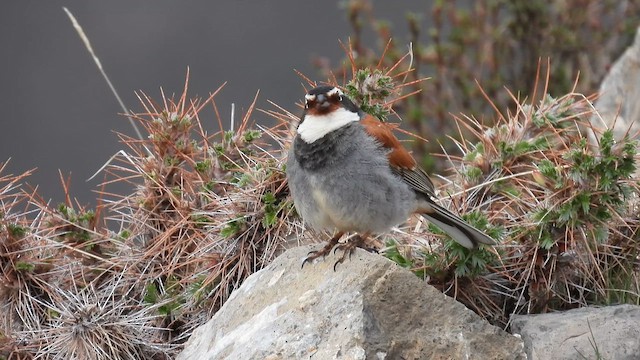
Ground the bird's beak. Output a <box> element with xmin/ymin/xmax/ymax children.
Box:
<box><xmin>316</xmin><ymin>94</ymin><xmax>331</xmax><ymax>109</ymax></box>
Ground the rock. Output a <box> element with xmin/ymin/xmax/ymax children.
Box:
<box><xmin>511</xmin><ymin>304</ymin><xmax>640</xmax><ymax>360</ymax></box>
<box><xmin>590</xmin><ymin>26</ymin><xmax>640</xmax><ymax>142</ymax></box>
<box><xmin>177</xmin><ymin>245</ymin><xmax>525</xmax><ymax>360</ymax></box>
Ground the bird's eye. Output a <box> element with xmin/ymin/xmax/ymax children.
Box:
<box><xmin>326</xmin><ymin>87</ymin><xmax>343</xmax><ymax>100</ymax></box>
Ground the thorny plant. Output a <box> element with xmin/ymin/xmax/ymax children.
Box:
<box><xmin>297</xmin><ymin>41</ymin><xmax>639</xmax><ymax>327</ymax></box>
<box><xmin>311</xmin><ymin>1</ymin><xmax>640</xmax><ymax>327</ymax></box>
<box><xmin>379</xmin><ymin>65</ymin><xmax>640</xmax><ymax>326</ymax></box>
<box><xmin>0</xmin><ymin>75</ymin><xmax>299</xmax><ymax>358</ymax></box>
<box><xmin>2</xmin><ymin>35</ymin><xmax>640</xmax><ymax>359</ymax></box>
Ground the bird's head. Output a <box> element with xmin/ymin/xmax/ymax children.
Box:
<box><xmin>297</xmin><ymin>86</ymin><xmax>361</xmax><ymax>143</ymax></box>
<box><xmin>304</xmin><ymin>86</ymin><xmax>359</xmax><ymax>115</ymax></box>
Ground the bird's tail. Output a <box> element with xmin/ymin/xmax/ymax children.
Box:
<box><xmin>419</xmin><ymin>201</ymin><xmax>496</xmax><ymax>249</ymax></box>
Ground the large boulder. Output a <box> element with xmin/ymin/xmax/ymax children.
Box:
<box><xmin>511</xmin><ymin>304</ymin><xmax>640</xmax><ymax>360</ymax></box>
<box><xmin>590</xmin><ymin>26</ymin><xmax>640</xmax><ymax>141</ymax></box>
<box><xmin>177</xmin><ymin>245</ymin><xmax>525</xmax><ymax>360</ymax></box>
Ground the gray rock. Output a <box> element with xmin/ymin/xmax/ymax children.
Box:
<box><xmin>177</xmin><ymin>245</ymin><xmax>525</xmax><ymax>360</ymax></box>
<box><xmin>590</xmin><ymin>26</ymin><xmax>640</xmax><ymax>142</ymax></box>
<box><xmin>511</xmin><ymin>304</ymin><xmax>640</xmax><ymax>360</ymax></box>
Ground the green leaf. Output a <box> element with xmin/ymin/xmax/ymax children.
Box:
<box><xmin>463</xmin><ymin>166</ymin><xmax>483</xmax><ymax>182</ymax></box>
<box><xmin>15</xmin><ymin>262</ymin><xmax>34</xmax><ymax>272</ymax></box>
<box><xmin>118</xmin><ymin>230</ymin><xmax>131</xmax><ymax>240</ymax></box>
<box><xmin>144</xmin><ymin>283</ymin><xmax>159</xmax><ymax>304</ymax></box>
<box><xmin>262</xmin><ymin>191</ymin><xmax>277</xmax><ymax>205</ymax></box>
<box><xmin>243</xmin><ymin>129</ymin><xmax>262</xmax><ymax>143</ymax></box>
<box><xmin>224</xmin><ymin>130</ymin><xmax>234</xmax><ymax>144</ymax></box>
<box><xmin>7</xmin><ymin>224</ymin><xmax>27</xmax><ymax>238</ymax></box>
<box><xmin>262</xmin><ymin>211</ymin><xmax>277</xmax><ymax>228</ymax></box>
<box><xmin>195</xmin><ymin>160</ymin><xmax>211</xmax><ymax>173</ymax></box>
<box><xmin>221</xmin><ymin>217</ymin><xmax>245</xmax><ymax>238</ymax></box>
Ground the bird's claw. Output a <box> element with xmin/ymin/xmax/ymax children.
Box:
<box><xmin>332</xmin><ymin>236</ymin><xmax>364</xmax><ymax>271</ymax></box>
<box><xmin>332</xmin><ymin>246</ymin><xmax>355</xmax><ymax>271</ymax></box>
<box><xmin>302</xmin><ymin>234</ymin><xmax>368</xmax><ymax>270</ymax></box>
<box><xmin>301</xmin><ymin>243</ymin><xmax>336</xmax><ymax>269</ymax></box>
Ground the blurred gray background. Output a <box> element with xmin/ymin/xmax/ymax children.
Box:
<box><xmin>1</xmin><ymin>1</ymin><xmax>424</xmax><ymax>205</ymax></box>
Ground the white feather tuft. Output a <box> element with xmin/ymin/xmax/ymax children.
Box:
<box><xmin>297</xmin><ymin>107</ymin><xmax>360</xmax><ymax>143</ymax></box>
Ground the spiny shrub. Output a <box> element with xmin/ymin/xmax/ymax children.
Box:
<box><xmin>383</xmin><ymin>87</ymin><xmax>640</xmax><ymax>326</ymax></box>
<box><xmin>317</xmin><ymin>37</ymin><xmax>640</xmax><ymax>327</ymax></box>
<box><xmin>0</xmin><ymin>82</ymin><xmax>299</xmax><ymax>358</ymax></box>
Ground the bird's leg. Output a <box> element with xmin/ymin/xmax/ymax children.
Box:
<box><xmin>333</xmin><ymin>233</ymin><xmax>370</xmax><ymax>271</ymax></box>
<box><xmin>301</xmin><ymin>231</ymin><xmax>344</xmax><ymax>268</ymax></box>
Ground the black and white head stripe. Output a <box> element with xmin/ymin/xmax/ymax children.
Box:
<box><xmin>297</xmin><ymin>86</ymin><xmax>361</xmax><ymax>143</ymax></box>
<box><xmin>326</xmin><ymin>87</ymin><xmax>343</xmax><ymax>98</ymax></box>
<box><xmin>307</xmin><ymin>85</ymin><xmax>338</xmax><ymax>96</ymax></box>
<box><xmin>304</xmin><ymin>86</ymin><xmax>360</xmax><ymax>113</ymax></box>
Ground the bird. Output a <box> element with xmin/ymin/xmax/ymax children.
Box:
<box><xmin>286</xmin><ymin>85</ymin><xmax>495</xmax><ymax>268</ymax></box>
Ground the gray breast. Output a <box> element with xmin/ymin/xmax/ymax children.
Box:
<box><xmin>286</xmin><ymin>123</ymin><xmax>415</xmax><ymax>233</ymax></box>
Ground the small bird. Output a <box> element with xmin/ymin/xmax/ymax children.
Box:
<box><xmin>286</xmin><ymin>85</ymin><xmax>495</xmax><ymax>268</ymax></box>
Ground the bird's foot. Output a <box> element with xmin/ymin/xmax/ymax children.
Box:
<box><xmin>301</xmin><ymin>241</ymin><xmax>339</xmax><ymax>268</ymax></box>
<box><xmin>332</xmin><ymin>235</ymin><xmax>366</xmax><ymax>271</ymax></box>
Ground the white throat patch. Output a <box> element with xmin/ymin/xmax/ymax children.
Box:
<box><xmin>297</xmin><ymin>107</ymin><xmax>360</xmax><ymax>143</ymax></box>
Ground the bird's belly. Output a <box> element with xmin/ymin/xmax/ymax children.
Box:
<box><xmin>308</xmin><ymin>186</ymin><xmax>338</xmax><ymax>229</ymax></box>
<box><xmin>302</xmin><ymin>171</ymin><xmax>414</xmax><ymax>233</ymax></box>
